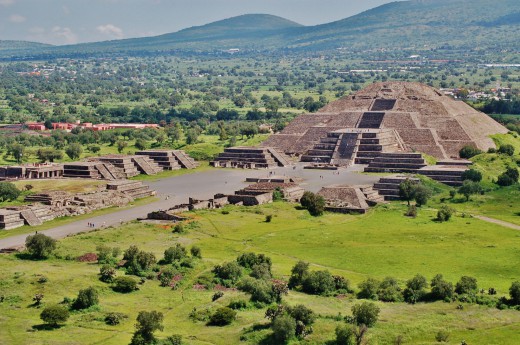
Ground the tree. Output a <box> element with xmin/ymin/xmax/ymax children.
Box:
<box><xmin>40</xmin><ymin>305</ymin><xmax>70</xmax><ymax>327</ymax></box>
<box><xmin>130</xmin><ymin>310</ymin><xmax>164</xmax><ymax>345</ymax></box>
<box><xmin>509</xmin><ymin>281</ymin><xmax>520</xmax><ymax>305</ymax></box>
<box><xmin>455</xmin><ymin>276</ymin><xmax>478</xmax><ymax>295</ymax></box>
<box><xmin>65</xmin><ymin>143</ymin><xmax>83</xmax><ymax>160</ymax></box>
<box><xmin>302</xmin><ymin>270</ymin><xmax>336</xmax><ymax>295</ymax></box>
<box><xmin>72</xmin><ymin>286</ymin><xmax>99</xmax><ymax>310</ymax></box>
<box><xmin>117</xmin><ymin>141</ymin><xmax>128</xmax><ymax>153</ymax></box>
<box><xmin>272</xmin><ymin>314</ymin><xmax>296</xmax><ymax>344</ymax></box>
<box><xmin>113</xmin><ymin>276</ymin><xmax>138</xmax><ymax>293</ymax></box>
<box><xmin>25</xmin><ymin>233</ymin><xmax>56</xmax><ymax>259</ymax></box>
<box><xmin>461</xmin><ymin>169</ymin><xmax>482</xmax><ymax>182</ymax></box>
<box><xmin>300</xmin><ymin>191</ymin><xmax>325</xmax><ymax>216</ymax></box>
<box><xmin>403</xmin><ymin>274</ymin><xmax>428</xmax><ymax>304</ymax></box>
<box><xmin>37</xmin><ymin>148</ymin><xmax>63</xmax><ymax>162</ymax></box>
<box><xmin>459</xmin><ymin>145</ymin><xmax>482</xmax><ymax>159</ymax></box>
<box><xmin>497</xmin><ymin>167</ymin><xmax>519</xmax><ymax>187</ymax></box>
<box><xmin>399</xmin><ymin>179</ymin><xmax>417</xmax><ymax>206</ymax></box>
<box><xmin>437</xmin><ymin>205</ymin><xmax>455</xmax><ymax>222</ymax></box>
<box><xmin>185</xmin><ymin>129</ymin><xmax>198</xmax><ymax>145</ymax></box>
<box><xmin>0</xmin><ymin>182</ymin><xmax>21</xmax><ymax>202</ymax></box>
<box><xmin>413</xmin><ymin>184</ymin><xmax>432</xmax><ymax>206</ymax></box>
<box><xmin>458</xmin><ymin>180</ymin><xmax>482</xmax><ymax>201</ymax></box>
<box><xmin>208</xmin><ymin>307</ymin><xmax>236</xmax><ymax>326</ymax></box>
<box><xmin>88</xmin><ymin>145</ymin><xmax>101</xmax><ymax>154</ymax></box>
<box><xmin>498</xmin><ymin>144</ymin><xmax>515</xmax><ymax>156</ymax></box>
<box><xmin>164</xmin><ymin>244</ymin><xmax>187</xmax><ymax>264</ymax></box>
<box><xmin>100</xmin><ymin>264</ymin><xmax>117</xmax><ymax>283</ymax></box>
<box><xmin>212</xmin><ymin>261</ymin><xmax>243</xmax><ymax>286</ymax></box>
<box><xmin>335</xmin><ymin>324</ymin><xmax>355</xmax><ymax>345</ymax></box>
<box><xmin>9</xmin><ymin>143</ymin><xmax>25</xmax><ymax>163</ymax></box>
<box><xmin>357</xmin><ymin>278</ymin><xmax>380</xmax><ymax>300</ymax></box>
<box><xmin>351</xmin><ymin>302</ymin><xmax>380</xmax><ymax>327</ymax></box>
<box><xmin>135</xmin><ymin>138</ymin><xmax>148</xmax><ymax>151</ymax></box>
<box><xmin>430</xmin><ymin>274</ymin><xmax>454</xmax><ymax>301</ymax></box>
<box><xmin>377</xmin><ymin>277</ymin><xmax>403</xmax><ymax>302</ymax></box>
<box><xmin>190</xmin><ymin>246</ymin><xmax>202</xmax><ymax>258</ymax></box>
<box><xmin>288</xmin><ymin>261</ymin><xmax>309</xmax><ymax>289</ymax></box>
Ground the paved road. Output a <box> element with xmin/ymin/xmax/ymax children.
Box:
<box><xmin>0</xmin><ymin>164</ymin><xmax>379</xmax><ymax>249</ymax></box>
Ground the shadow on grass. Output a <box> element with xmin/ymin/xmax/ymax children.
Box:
<box><xmin>294</xmin><ymin>205</ymin><xmax>306</xmax><ymax>211</ymax></box>
<box><xmin>14</xmin><ymin>253</ymin><xmax>43</xmax><ymax>261</ymax></box>
<box><xmin>31</xmin><ymin>324</ymin><xmax>63</xmax><ymax>331</ymax></box>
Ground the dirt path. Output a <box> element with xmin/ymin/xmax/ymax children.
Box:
<box><xmin>473</xmin><ymin>215</ymin><xmax>520</xmax><ymax>231</ymax></box>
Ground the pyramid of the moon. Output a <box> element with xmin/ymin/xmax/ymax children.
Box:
<box><xmin>262</xmin><ymin>82</ymin><xmax>508</xmax><ymax>159</ymax></box>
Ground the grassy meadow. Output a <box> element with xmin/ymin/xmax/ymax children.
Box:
<box><xmin>1</xmin><ymin>201</ymin><xmax>520</xmax><ymax>344</ymax></box>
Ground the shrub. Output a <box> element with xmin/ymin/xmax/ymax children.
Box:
<box><xmin>113</xmin><ymin>276</ymin><xmax>138</xmax><ymax>293</ymax></box>
<box><xmin>160</xmin><ymin>335</ymin><xmax>182</xmax><ymax>345</ymax></box>
<box><xmin>99</xmin><ymin>264</ymin><xmax>117</xmax><ymax>283</ymax></box>
<box><xmin>300</xmin><ymin>191</ymin><xmax>325</xmax><ymax>216</ymax></box>
<box><xmin>358</xmin><ymin>278</ymin><xmax>380</xmax><ymax>300</ymax></box>
<box><xmin>288</xmin><ymin>261</ymin><xmax>309</xmax><ymax>289</ymax></box>
<box><xmin>105</xmin><ymin>312</ymin><xmax>128</xmax><ymax>325</ymax></box>
<box><xmin>238</xmin><ymin>277</ymin><xmax>276</xmax><ymax>304</ymax></box>
<box><xmin>414</xmin><ymin>184</ymin><xmax>432</xmax><ymax>206</ymax></box>
<box><xmin>335</xmin><ymin>324</ymin><xmax>355</xmax><ymax>345</ymax></box>
<box><xmin>158</xmin><ymin>267</ymin><xmax>178</xmax><ymax>287</ymax></box>
<box><xmin>437</xmin><ymin>205</ymin><xmax>455</xmax><ymax>222</ymax></box>
<box><xmin>228</xmin><ymin>299</ymin><xmax>248</xmax><ymax>310</ymax></box>
<box><xmin>212</xmin><ymin>261</ymin><xmax>243</xmax><ymax>286</ymax></box>
<box><xmin>209</xmin><ymin>307</ymin><xmax>236</xmax><ymax>326</ymax></box>
<box><xmin>212</xmin><ymin>291</ymin><xmax>224</xmax><ymax>302</ymax></box>
<box><xmin>497</xmin><ymin>167</ymin><xmax>519</xmax><ymax>187</ymax></box>
<box><xmin>96</xmin><ymin>245</ymin><xmax>119</xmax><ymax>265</ymax></box>
<box><xmin>190</xmin><ymin>246</ymin><xmax>202</xmax><ymax>258</ymax></box>
<box><xmin>265</xmin><ymin>214</ymin><xmax>273</xmax><ymax>222</ymax></box>
<box><xmin>302</xmin><ymin>270</ymin><xmax>336</xmax><ymax>295</ymax></box>
<box><xmin>430</xmin><ymin>274</ymin><xmax>454</xmax><ymax>301</ymax></box>
<box><xmin>164</xmin><ymin>244</ymin><xmax>187</xmax><ymax>264</ymax></box>
<box><xmin>455</xmin><ymin>276</ymin><xmax>478</xmax><ymax>295</ymax></box>
<box><xmin>237</xmin><ymin>253</ymin><xmax>272</xmax><ymax>270</ymax></box>
<box><xmin>251</xmin><ymin>263</ymin><xmax>272</xmax><ymax>280</ymax></box>
<box><xmin>272</xmin><ymin>314</ymin><xmax>296</xmax><ymax>344</ymax></box>
<box><xmin>461</xmin><ymin>169</ymin><xmax>483</xmax><ymax>182</ymax></box>
<box><xmin>435</xmin><ymin>330</ymin><xmax>450</xmax><ymax>342</ymax></box>
<box><xmin>351</xmin><ymin>302</ymin><xmax>380</xmax><ymax>327</ymax></box>
<box><xmin>40</xmin><ymin>305</ymin><xmax>70</xmax><ymax>327</ymax></box>
<box><xmin>458</xmin><ymin>180</ymin><xmax>482</xmax><ymax>201</ymax></box>
<box><xmin>25</xmin><ymin>233</ymin><xmax>57</xmax><ymax>259</ymax></box>
<box><xmin>172</xmin><ymin>223</ymin><xmax>184</xmax><ymax>233</ymax></box>
<box><xmin>378</xmin><ymin>277</ymin><xmax>403</xmax><ymax>302</ymax></box>
<box><xmin>288</xmin><ymin>304</ymin><xmax>316</xmax><ymax>327</ymax></box>
<box><xmin>509</xmin><ymin>281</ymin><xmax>520</xmax><ymax>305</ymax></box>
<box><xmin>72</xmin><ymin>287</ymin><xmax>99</xmax><ymax>310</ymax></box>
<box><xmin>0</xmin><ymin>182</ymin><xmax>21</xmax><ymax>202</ymax></box>
<box><xmin>498</xmin><ymin>144</ymin><xmax>515</xmax><ymax>156</ymax></box>
<box><xmin>403</xmin><ymin>274</ymin><xmax>428</xmax><ymax>304</ymax></box>
<box><xmin>405</xmin><ymin>204</ymin><xmax>417</xmax><ymax>217</ymax></box>
<box><xmin>130</xmin><ymin>310</ymin><xmax>164</xmax><ymax>345</ymax></box>
<box><xmin>459</xmin><ymin>145</ymin><xmax>482</xmax><ymax>159</ymax></box>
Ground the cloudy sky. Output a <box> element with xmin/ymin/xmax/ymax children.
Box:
<box><xmin>0</xmin><ymin>0</ymin><xmax>395</xmax><ymax>45</ymax></box>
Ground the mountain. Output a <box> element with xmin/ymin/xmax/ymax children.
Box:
<box><xmin>0</xmin><ymin>40</ymin><xmax>52</xmax><ymax>51</ymax></box>
<box><xmin>2</xmin><ymin>0</ymin><xmax>519</xmax><ymax>59</ymax></box>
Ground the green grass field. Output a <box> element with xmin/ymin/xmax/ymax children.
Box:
<box><xmin>1</xmin><ymin>202</ymin><xmax>520</xmax><ymax>344</ymax></box>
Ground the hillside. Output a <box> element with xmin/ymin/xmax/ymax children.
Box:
<box><xmin>0</xmin><ymin>40</ymin><xmax>52</xmax><ymax>52</ymax></box>
<box><xmin>1</xmin><ymin>0</ymin><xmax>519</xmax><ymax>59</ymax></box>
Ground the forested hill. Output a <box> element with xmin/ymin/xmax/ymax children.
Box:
<box><xmin>2</xmin><ymin>0</ymin><xmax>519</xmax><ymax>59</ymax></box>
<box><xmin>0</xmin><ymin>40</ymin><xmax>52</xmax><ymax>52</ymax></box>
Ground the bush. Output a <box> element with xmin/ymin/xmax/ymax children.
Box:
<box><xmin>238</xmin><ymin>277</ymin><xmax>276</xmax><ymax>304</ymax></box>
<box><xmin>414</xmin><ymin>184</ymin><xmax>432</xmax><ymax>206</ymax></box>
<box><xmin>509</xmin><ymin>281</ymin><xmax>520</xmax><ymax>305</ymax></box>
<box><xmin>72</xmin><ymin>287</ymin><xmax>99</xmax><ymax>310</ymax></box>
<box><xmin>335</xmin><ymin>324</ymin><xmax>355</xmax><ymax>345</ymax></box>
<box><xmin>212</xmin><ymin>291</ymin><xmax>224</xmax><ymax>301</ymax></box>
<box><xmin>265</xmin><ymin>214</ymin><xmax>273</xmax><ymax>222</ymax></box>
<box><xmin>105</xmin><ymin>312</ymin><xmax>128</xmax><ymax>325</ymax></box>
<box><xmin>212</xmin><ymin>261</ymin><xmax>243</xmax><ymax>286</ymax></box>
<box><xmin>300</xmin><ymin>191</ymin><xmax>325</xmax><ymax>216</ymax></box>
<box><xmin>160</xmin><ymin>335</ymin><xmax>182</xmax><ymax>345</ymax></box>
<box><xmin>250</xmin><ymin>263</ymin><xmax>272</xmax><ymax>280</ymax></box>
<box><xmin>498</xmin><ymin>144</ymin><xmax>515</xmax><ymax>156</ymax></box>
<box><xmin>351</xmin><ymin>302</ymin><xmax>380</xmax><ymax>327</ymax></box>
<box><xmin>100</xmin><ymin>264</ymin><xmax>117</xmax><ymax>283</ymax></box>
<box><xmin>459</xmin><ymin>145</ymin><xmax>482</xmax><ymax>159</ymax></box>
<box><xmin>403</xmin><ymin>274</ymin><xmax>428</xmax><ymax>304</ymax></box>
<box><xmin>208</xmin><ymin>307</ymin><xmax>236</xmax><ymax>326</ymax></box>
<box><xmin>435</xmin><ymin>330</ymin><xmax>450</xmax><ymax>342</ymax></box>
<box><xmin>288</xmin><ymin>261</ymin><xmax>309</xmax><ymax>289</ymax></box>
<box><xmin>130</xmin><ymin>310</ymin><xmax>164</xmax><ymax>345</ymax></box>
<box><xmin>172</xmin><ymin>223</ymin><xmax>184</xmax><ymax>233</ymax></box>
<box><xmin>190</xmin><ymin>246</ymin><xmax>202</xmax><ymax>258</ymax></box>
<box><xmin>113</xmin><ymin>276</ymin><xmax>138</xmax><ymax>293</ymax></box>
<box><xmin>430</xmin><ymin>274</ymin><xmax>454</xmax><ymax>301</ymax></box>
<box><xmin>302</xmin><ymin>270</ymin><xmax>336</xmax><ymax>295</ymax></box>
<box><xmin>497</xmin><ymin>167</ymin><xmax>519</xmax><ymax>186</ymax></box>
<box><xmin>455</xmin><ymin>276</ymin><xmax>478</xmax><ymax>295</ymax></box>
<box><xmin>237</xmin><ymin>253</ymin><xmax>272</xmax><ymax>270</ymax></box>
<box><xmin>272</xmin><ymin>314</ymin><xmax>296</xmax><ymax>344</ymax></box>
<box><xmin>378</xmin><ymin>277</ymin><xmax>403</xmax><ymax>302</ymax></box>
<box><xmin>405</xmin><ymin>204</ymin><xmax>417</xmax><ymax>217</ymax></box>
<box><xmin>25</xmin><ymin>233</ymin><xmax>57</xmax><ymax>259</ymax></box>
<box><xmin>164</xmin><ymin>244</ymin><xmax>187</xmax><ymax>264</ymax></box>
<box><xmin>40</xmin><ymin>305</ymin><xmax>70</xmax><ymax>327</ymax></box>
<box><xmin>288</xmin><ymin>304</ymin><xmax>316</xmax><ymax>327</ymax></box>
<box><xmin>358</xmin><ymin>278</ymin><xmax>380</xmax><ymax>300</ymax></box>
<box><xmin>0</xmin><ymin>182</ymin><xmax>21</xmax><ymax>202</ymax></box>
<box><xmin>461</xmin><ymin>169</ymin><xmax>483</xmax><ymax>182</ymax></box>
<box><xmin>228</xmin><ymin>299</ymin><xmax>248</xmax><ymax>310</ymax></box>
<box><xmin>458</xmin><ymin>180</ymin><xmax>482</xmax><ymax>201</ymax></box>
<box><xmin>437</xmin><ymin>205</ymin><xmax>455</xmax><ymax>222</ymax></box>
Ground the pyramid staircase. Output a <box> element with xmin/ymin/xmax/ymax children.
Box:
<box><xmin>19</xmin><ymin>209</ymin><xmax>43</xmax><ymax>226</ymax></box>
<box><xmin>132</xmin><ymin>156</ymin><xmax>163</xmax><ymax>175</ymax></box>
<box><xmin>364</xmin><ymin>153</ymin><xmax>427</xmax><ymax>173</ymax></box>
<box><xmin>359</xmin><ymin>185</ymin><xmax>386</xmax><ymax>205</ymax></box>
<box><xmin>172</xmin><ymin>150</ymin><xmax>199</xmax><ymax>169</ymax></box>
<box><xmin>372</xmin><ymin>176</ymin><xmax>420</xmax><ymax>201</ymax></box>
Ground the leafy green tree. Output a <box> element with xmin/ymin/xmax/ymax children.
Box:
<box><xmin>288</xmin><ymin>261</ymin><xmax>309</xmax><ymax>289</ymax></box>
<box><xmin>403</xmin><ymin>274</ymin><xmax>428</xmax><ymax>304</ymax></box>
<box><xmin>271</xmin><ymin>314</ymin><xmax>296</xmax><ymax>344</ymax></box>
<box><xmin>509</xmin><ymin>281</ymin><xmax>520</xmax><ymax>305</ymax></box>
<box><xmin>300</xmin><ymin>191</ymin><xmax>325</xmax><ymax>216</ymax></box>
<box><xmin>335</xmin><ymin>324</ymin><xmax>355</xmax><ymax>345</ymax></box>
<box><xmin>498</xmin><ymin>144</ymin><xmax>515</xmax><ymax>156</ymax></box>
<box><xmin>413</xmin><ymin>184</ymin><xmax>432</xmax><ymax>206</ymax></box>
<box><xmin>40</xmin><ymin>305</ymin><xmax>70</xmax><ymax>327</ymax></box>
<box><xmin>212</xmin><ymin>261</ymin><xmax>243</xmax><ymax>286</ymax></box>
<box><xmin>36</xmin><ymin>148</ymin><xmax>63</xmax><ymax>162</ymax></box>
<box><xmin>497</xmin><ymin>167</ymin><xmax>519</xmax><ymax>186</ymax></box>
<box><xmin>377</xmin><ymin>277</ymin><xmax>403</xmax><ymax>302</ymax></box>
<box><xmin>437</xmin><ymin>205</ymin><xmax>455</xmax><ymax>222</ymax></box>
<box><xmin>461</xmin><ymin>169</ymin><xmax>482</xmax><ymax>182</ymax></box>
<box><xmin>302</xmin><ymin>270</ymin><xmax>335</xmax><ymax>295</ymax></box>
<box><xmin>357</xmin><ymin>278</ymin><xmax>380</xmax><ymax>300</ymax></box>
<box><xmin>0</xmin><ymin>182</ymin><xmax>21</xmax><ymax>202</ymax></box>
<box><xmin>209</xmin><ymin>307</ymin><xmax>236</xmax><ymax>326</ymax></box>
<box><xmin>190</xmin><ymin>246</ymin><xmax>201</xmax><ymax>258</ymax></box>
<box><xmin>185</xmin><ymin>129</ymin><xmax>198</xmax><ymax>145</ymax></box>
<box><xmin>164</xmin><ymin>244</ymin><xmax>187</xmax><ymax>264</ymax></box>
<box><xmin>88</xmin><ymin>145</ymin><xmax>101</xmax><ymax>154</ymax></box>
<box><xmin>134</xmin><ymin>138</ymin><xmax>148</xmax><ymax>151</ymax></box>
<box><xmin>399</xmin><ymin>179</ymin><xmax>417</xmax><ymax>206</ymax></box>
<box><xmin>117</xmin><ymin>140</ymin><xmax>128</xmax><ymax>153</ymax></box>
<box><xmin>455</xmin><ymin>276</ymin><xmax>478</xmax><ymax>295</ymax></box>
<box><xmin>458</xmin><ymin>180</ymin><xmax>482</xmax><ymax>201</ymax></box>
<box><xmin>25</xmin><ymin>233</ymin><xmax>56</xmax><ymax>259</ymax></box>
<box><xmin>459</xmin><ymin>145</ymin><xmax>482</xmax><ymax>159</ymax></box>
<box><xmin>65</xmin><ymin>143</ymin><xmax>83</xmax><ymax>160</ymax></box>
<box><xmin>130</xmin><ymin>311</ymin><xmax>164</xmax><ymax>345</ymax></box>
<box><xmin>113</xmin><ymin>276</ymin><xmax>138</xmax><ymax>293</ymax></box>
<box><xmin>430</xmin><ymin>274</ymin><xmax>454</xmax><ymax>301</ymax></box>
<box><xmin>351</xmin><ymin>302</ymin><xmax>380</xmax><ymax>327</ymax></box>
<box><xmin>100</xmin><ymin>264</ymin><xmax>117</xmax><ymax>283</ymax></box>
<box><xmin>72</xmin><ymin>287</ymin><xmax>99</xmax><ymax>310</ymax></box>
<box><xmin>9</xmin><ymin>143</ymin><xmax>25</xmax><ymax>163</ymax></box>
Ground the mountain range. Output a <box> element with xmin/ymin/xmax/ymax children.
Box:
<box><xmin>1</xmin><ymin>0</ymin><xmax>519</xmax><ymax>59</ymax></box>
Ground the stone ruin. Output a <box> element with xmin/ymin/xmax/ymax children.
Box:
<box><xmin>317</xmin><ymin>185</ymin><xmax>385</xmax><ymax>214</ymax></box>
<box><xmin>263</xmin><ymin>82</ymin><xmax>507</xmax><ymax>164</ymax></box>
<box><xmin>0</xmin><ymin>180</ymin><xmax>155</xmax><ymax>230</ymax></box>
<box><xmin>0</xmin><ymin>163</ymin><xmax>63</xmax><ymax>180</ymax></box>
<box><xmin>147</xmin><ymin>178</ymin><xmax>304</xmax><ymax>221</ymax></box>
<box><xmin>136</xmin><ymin>150</ymin><xmax>199</xmax><ymax>170</ymax></box>
<box><xmin>372</xmin><ymin>175</ymin><xmax>421</xmax><ymax>201</ymax></box>
<box><xmin>211</xmin><ymin>146</ymin><xmax>291</xmax><ymax>169</ymax></box>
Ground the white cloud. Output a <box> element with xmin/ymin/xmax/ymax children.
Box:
<box><xmin>0</xmin><ymin>0</ymin><xmax>14</xmax><ymax>7</ymax></box>
<box><xmin>51</xmin><ymin>26</ymin><xmax>78</xmax><ymax>44</ymax></box>
<box><xmin>9</xmin><ymin>14</ymin><xmax>26</xmax><ymax>23</ymax></box>
<box><xmin>96</xmin><ymin>24</ymin><xmax>124</xmax><ymax>39</ymax></box>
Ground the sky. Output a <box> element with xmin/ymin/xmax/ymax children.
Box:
<box><xmin>0</xmin><ymin>0</ymin><xmax>395</xmax><ymax>45</ymax></box>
